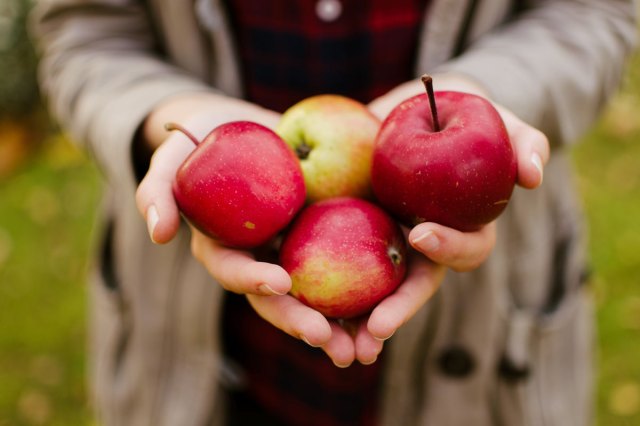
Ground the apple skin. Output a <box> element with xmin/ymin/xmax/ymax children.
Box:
<box><xmin>279</xmin><ymin>197</ymin><xmax>407</xmax><ymax>319</ymax></box>
<box><xmin>276</xmin><ymin>95</ymin><xmax>381</xmax><ymax>202</ymax></box>
<box><xmin>173</xmin><ymin>121</ymin><xmax>306</xmax><ymax>249</ymax></box>
<box><xmin>371</xmin><ymin>91</ymin><xmax>517</xmax><ymax>232</ymax></box>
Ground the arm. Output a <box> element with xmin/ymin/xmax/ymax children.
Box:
<box><xmin>437</xmin><ymin>0</ymin><xmax>638</xmax><ymax>145</ymax></box>
<box><xmin>31</xmin><ymin>0</ymin><xmax>352</xmax><ymax>365</ymax></box>
<box><xmin>362</xmin><ymin>0</ymin><xmax>636</xmax><ymax>365</ymax></box>
<box><xmin>31</xmin><ymin>0</ymin><xmax>216</xmax><ymax>187</ymax></box>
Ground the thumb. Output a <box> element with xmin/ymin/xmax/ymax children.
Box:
<box><xmin>135</xmin><ymin>135</ymin><xmax>194</xmax><ymax>244</ymax></box>
<box><xmin>494</xmin><ymin>105</ymin><xmax>549</xmax><ymax>190</ymax></box>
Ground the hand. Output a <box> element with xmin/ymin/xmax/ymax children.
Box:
<box><xmin>134</xmin><ymin>93</ymin><xmax>351</xmax><ymax>366</ymax></box>
<box><xmin>135</xmin><ymin>93</ymin><xmax>281</xmax><ymax>243</ymax></box>
<box><xmin>186</xmin><ymin>224</ymin><xmax>445</xmax><ymax>368</ymax></box>
<box><xmin>368</xmin><ymin>73</ymin><xmax>549</xmax><ymax>191</ymax></box>
<box><xmin>242</xmin><ymin>245</ymin><xmax>445</xmax><ymax>368</ymax></box>
<box><xmin>357</xmin><ymin>74</ymin><xmax>551</xmax><ymax>362</ymax></box>
<box><xmin>369</xmin><ymin>73</ymin><xmax>548</xmax><ymax>262</ymax></box>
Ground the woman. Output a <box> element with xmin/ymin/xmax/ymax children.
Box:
<box><xmin>31</xmin><ymin>0</ymin><xmax>637</xmax><ymax>424</ymax></box>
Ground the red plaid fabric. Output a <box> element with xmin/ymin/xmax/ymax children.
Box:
<box><xmin>223</xmin><ymin>293</ymin><xmax>383</xmax><ymax>426</ymax></box>
<box><xmin>221</xmin><ymin>1</ymin><xmax>429</xmax><ymax>425</ymax></box>
<box><xmin>224</xmin><ymin>0</ymin><xmax>429</xmax><ymax>112</ymax></box>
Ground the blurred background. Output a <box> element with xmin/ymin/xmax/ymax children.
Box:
<box><xmin>0</xmin><ymin>1</ymin><xmax>638</xmax><ymax>425</ymax></box>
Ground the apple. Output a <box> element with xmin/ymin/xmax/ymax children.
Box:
<box><xmin>169</xmin><ymin>121</ymin><xmax>306</xmax><ymax>249</ymax></box>
<box><xmin>276</xmin><ymin>95</ymin><xmax>381</xmax><ymax>202</ymax></box>
<box><xmin>371</xmin><ymin>75</ymin><xmax>517</xmax><ymax>232</ymax></box>
<box><xmin>279</xmin><ymin>197</ymin><xmax>407</xmax><ymax>319</ymax></box>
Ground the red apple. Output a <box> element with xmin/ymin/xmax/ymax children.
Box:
<box><xmin>280</xmin><ymin>197</ymin><xmax>407</xmax><ymax>319</ymax></box>
<box><xmin>371</xmin><ymin>76</ymin><xmax>517</xmax><ymax>232</ymax></box>
<box><xmin>276</xmin><ymin>95</ymin><xmax>381</xmax><ymax>202</ymax></box>
<box><xmin>170</xmin><ymin>121</ymin><xmax>306</xmax><ymax>249</ymax></box>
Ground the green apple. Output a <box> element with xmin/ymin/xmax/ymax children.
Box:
<box><xmin>276</xmin><ymin>95</ymin><xmax>381</xmax><ymax>202</ymax></box>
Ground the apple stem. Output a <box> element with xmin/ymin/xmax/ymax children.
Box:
<box><xmin>421</xmin><ymin>74</ymin><xmax>441</xmax><ymax>132</ymax></box>
<box><xmin>165</xmin><ymin>122</ymin><xmax>200</xmax><ymax>146</ymax></box>
<box><xmin>296</xmin><ymin>141</ymin><xmax>312</xmax><ymax>160</ymax></box>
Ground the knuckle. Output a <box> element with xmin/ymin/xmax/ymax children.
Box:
<box><xmin>134</xmin><ymin>182</ymin><xmax>150</xmax><ymax>209</ymax></box>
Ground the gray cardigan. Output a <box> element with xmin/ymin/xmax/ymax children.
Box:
<box><xmin>32</xmin><ymin>0</ymin><xmax>637</xmax><ymax>425</ymax></box>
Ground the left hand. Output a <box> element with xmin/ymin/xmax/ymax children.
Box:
<box><xmin>352</xmin><ymin>73</ymin><xmax>550</xmax><ymax>364</ymax></box>
<box><xmin>368</xmin><ymin>72</ymin><xmax>549</xmax><ymax>191</ymax></box>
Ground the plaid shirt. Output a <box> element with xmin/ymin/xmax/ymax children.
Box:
<box><xmin>225</xmin><ymin>0</ymin><xmax>429</xmax><ymax>112</ymax></box>
<box><xmin>222</xmin><ymin>1</ymin><xmax>428</xmax><ymax>425</ymax></box>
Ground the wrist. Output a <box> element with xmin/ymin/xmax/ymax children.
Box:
<box><xmin>429</xmin><ymin>72</ymin><xmax>491</xmax><ymax>98</ymax></box>
<box><xmin>142</xmin><ymin>92</ymin><xmax>282</xmax><ymax>149</ymax></box>
<box><xmin>369</xmin><ymin>74</ymin><xmax>492</xmax><ymax>121</ymax></box>
<box><xmin>142</xmin><ymin>92</ymin><xmax>227</xmax><ymax>150</ymax></box>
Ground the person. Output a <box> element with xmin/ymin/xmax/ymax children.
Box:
<box><xmin>31</xmin><ymin>0</ymin><xmax>636</xmax><ymax>425</ymax></box>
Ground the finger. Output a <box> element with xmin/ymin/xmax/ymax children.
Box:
<box><xmin>408</xmin><ymin>222</ymin><xmax>496</xmax><ymax>272</ymax></box>
<box><xmin>135</xmin><ymin>135</ymin><xmax>194</xmax><ymax>244</ymax></box>
<box><xmin>246</xmin><ymin>294</ymin><xmax>332</xmax><ymax>348</ymax></box>
<box><xmin>367</xmin><ymin>79</ymin><xmax>423</xmax><ymax>120</ymax></box>
<box><xmin>511</xmin><ymin>122</ymin><xmax>549</xmax><ymax>189</ymax></box>
<box><xmin>322</xmin><ymin>322</ymin><xmax>357</xmax><ymax>368</ymax></box>
<box><xmin>190</xmin><ymin>230</ymin><xmax>292</xmax><ymax>296</ymax></box>
<box><xmin>354</xmin><ymin>320</ymin><xmax>384</xmax><ymax>365</ymax></box>
<box><xmin>496</xmin><ymin>106</ymin><xmax>550</xmax><ymax>189</ymax></box>
<box><xmin>367</xmin><ymin>255</ymin><xmax>445</xmax><ymax>341</ymax></box>
<box><xmin>249</xmin><ymin>109</ymin><xmax>282</xmax><ymax>130</ymax></box>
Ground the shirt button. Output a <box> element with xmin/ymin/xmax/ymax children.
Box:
<box><xmin>316</xmin><ymin>0</ymin><xmax>342</xmax><ymax>23</ymax></box>
<box><xmin>437</xmin><ymin>345</ymin><xmax>475</xmax><ymax>378</ymax></box>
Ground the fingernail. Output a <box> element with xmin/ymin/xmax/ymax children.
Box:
<box><xmin>374</xmin><ymin>331</ymin><xmax>395</xmax><ymax>342</ymax></box>
<box><xmin>360</xmin><ymin>356</ymin><xmax>378</xmax><ymax>366</ymax></box>
<box><xmin>147</xmin><ymin>205</ymin><xmax>159</xmax><ymax>244</ymax></box>
<box><xmin>333</xmin><ymin>360</ymin><xmax>352</xmax><ymax>369</ymax></box>
<box><xmin>531</xmin><ymin>152</ymin><xmax>543</xmax><ymax>185</ymax></box>
<box><xmin>301</xmin><ymin>335</ymin><xmax>321</xmax><ymax>348</ymax></box>
<box><xmin>411</xmin><ymin>230</ymin><xmax>439</xmax><ymax>252</ymax></box>
<box><xmin>259</xmin><ymin>283</ymin><xmax>287</xmax><ymax>296</ymax></box>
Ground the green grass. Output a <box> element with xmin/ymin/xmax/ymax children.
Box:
<box><xmin>572</xmin><ymin>50</ymin><xmax>640</xmax><ymax>425</ymax></box>
<box><xmin>0</xmin><ymin>134</ymin><xmax>101</xmax><ymax>425</ymax></box>
<box><xmin>0</xmin><ymin>54</ymin><xmax>638</xmax><ymax>426</ymax></box>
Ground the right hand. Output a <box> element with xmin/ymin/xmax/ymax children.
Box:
<box><xmin>135</xmin><ymin>93</ymin><xmax>282</xmax><ymax>244</ymax></box>
<box><xmin>134</xmin><ymin>93</ymin><xmax>356</xmax><ymax>366</ymax></box>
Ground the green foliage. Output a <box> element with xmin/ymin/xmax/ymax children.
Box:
<box><xmin>0</xmin><ymin>135</ymin><xmax>101</xmax><ymax>425</ymax></box>
<box><xmin>0</xmin><ymin>0</ymin><xmax>40</xmax><ymax>118</ymax></box>
<box><xmin>572</xmin><ymin>50</ymin><xmax>640</xmax><ymax>425</ymax></box>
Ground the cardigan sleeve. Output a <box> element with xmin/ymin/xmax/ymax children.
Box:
<box><xmin>30</xmin><ymin>0</ymin><xmax>215</xmax><ymax>187</ymax></box>
<box><xmin>436</xmin><ymin>0</ymin><xmax>638</xmax><ymax>146</ymax></box>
